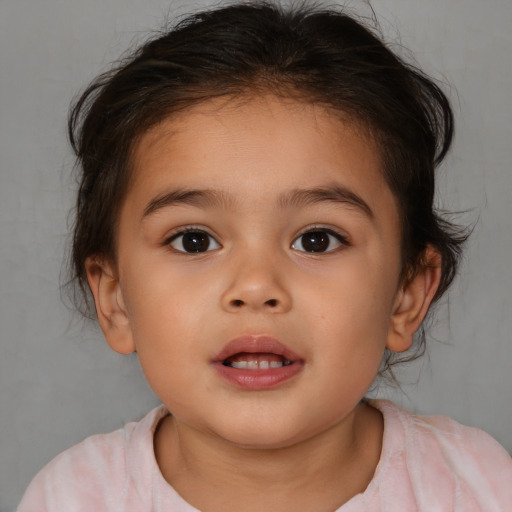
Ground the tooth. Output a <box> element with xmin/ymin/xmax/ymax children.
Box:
<box><xmin>228</xmin><ymin>357</ymin><xmax>291</xmax><ymax>370</ymax></box>
<box><xmin>247</xmin><ymin>360</ymin><xmax>259</xmax><ymax>370</ymax></box>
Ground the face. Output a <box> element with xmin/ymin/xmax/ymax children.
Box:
<box><xmin>92</xmin><ymin>95</ymin><xmax>416</xmax><ymax>449</ymax></box>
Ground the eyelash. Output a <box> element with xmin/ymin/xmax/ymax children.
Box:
<box><xmin>163</xmin><ymin>226</ymin><xmax>349</xmax><ymax>254</ymax></box>
<box><xmin>291</xmin><ymin>227</ymin><xmax>349</xmax><ymax>254</ymax></box>
<box><xmin>164</xmin><ymin>227</ymin><xmax>220</xmax><ymax>254</ymax></box>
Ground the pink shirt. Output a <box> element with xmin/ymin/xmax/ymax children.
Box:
<box><xmin>18</xmin><ymin>400</ymin><xmax>512</xmax><ymax>511</ymax></box>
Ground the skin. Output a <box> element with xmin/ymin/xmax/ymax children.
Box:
<box><xmin>87</xmin><ymin>95</ymin><xmax>441</xmax><ymax>511</ymax></box>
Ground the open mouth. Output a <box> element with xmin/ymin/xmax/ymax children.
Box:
<box><xmin>222</xmin><ymin>352</ymin><xmax>293</xmax><ymax>370</ymax></box>
<box><xmin>213</xmin><ymin>336</ymin><xmax>303</xmax><ymax>389</ymax></box>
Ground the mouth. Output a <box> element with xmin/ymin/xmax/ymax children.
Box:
<box><xmin>222</xmin><ymin>352</ymin><xmax>293</xmax><ymax>370</ymax></box>
<box><xmin>212</xmin><ymin>336</ymin><xmax>304</xmax><ymax>390</ymax></box>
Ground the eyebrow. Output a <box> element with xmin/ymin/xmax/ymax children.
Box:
<box><xmin>142</xmin><ymin>183</ymin><xmax>373</xmax><ymax>219</ymax></box>
<box><xmin>279</xmin><ymin>184</ymin><xmax>374</xmax><ymax>218</ymax></box>
<box><xmin>142</xmin><ymin>188</ymin><xmax>235</xmax><ymax>218</ymax></box>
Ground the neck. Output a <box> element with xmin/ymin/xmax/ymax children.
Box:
<box><xmin>154</xmin><ymin>402</ymin><xmax>383</xmax><ymax>512</ymax></box>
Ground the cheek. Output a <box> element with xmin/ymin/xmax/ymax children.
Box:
<box><xmin>120</xmin><ymin>259</ymin><xmax>221</xmax><ymax>362</ymax></box>
<box><xmin>309</xmin><ymin>256</ymin><xmax>397</xmax><ymax>324</ymax></box>
<box><xmin>300</xmin><ymin>257</ymin><xmax>398</xmax><ymax>363</ymax></box>
<box><xmin>122</xmin><ymin>253</ymin><xmax>208</xmax><ymax>319</ymax></box>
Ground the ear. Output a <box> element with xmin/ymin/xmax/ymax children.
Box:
<box><xmin>386</xmin><ymin>246</ymin><xmax>442</xmax><ymax>353</ymax></box>
<box><xmin>85</xmin><ymin>257</ymin><xmax>136</xmax><ymax>355</ymax></box>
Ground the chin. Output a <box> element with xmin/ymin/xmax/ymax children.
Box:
<box><xmin>209</xmin><ymin>413</ymin><xmax>317</xmax><ymax>450</ymax></box>
<box><xmin>227</xmin><ymin>431</ymin><xmax>305</xmax><ymax>451</ymax></box>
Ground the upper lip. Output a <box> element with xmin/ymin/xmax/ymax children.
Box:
<box><xmin>212</xmin><ymin>335</ymin><xmax>302</xmax><ymax>363</ymax></box>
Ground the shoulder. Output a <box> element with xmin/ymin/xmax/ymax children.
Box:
<box><xmin>372</xmin><ymin>399</ymin><xmax>512</xmax><ymax>511</ymax></box>
<box><xmin>17</xmin><ymin>406</ymin><xmax>168</xmax><ymax>512</ymax></box>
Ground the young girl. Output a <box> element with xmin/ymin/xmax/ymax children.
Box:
<box><xmin>18</xmin><ymin>2</ymin><xmax>512</xmax><ymax>511</ymax></box>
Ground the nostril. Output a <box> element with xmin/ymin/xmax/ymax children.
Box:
<box><xmin>226</xmin><ymin>298</ymin><xmax>282</xmax><ymax>310</ymax></box>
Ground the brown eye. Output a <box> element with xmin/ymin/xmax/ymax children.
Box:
<box><xmin>169</xmin><ymin>230</ymin><xmax>220</xmax><ymax>253</ymax></box>
<box><xmin>292</xmin><ymin>230</ymin><xmax>346</xmax><ymax>253</ymax></box>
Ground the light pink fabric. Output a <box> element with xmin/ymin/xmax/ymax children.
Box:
<box><xmin>18</xmin><ymin>400</ymin><xmax>512</xmax><ymax>511</ymax></box>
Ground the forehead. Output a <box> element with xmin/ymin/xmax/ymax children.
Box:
<box><xmin>127</xmin><ymin>95</ymin><xmax>397</xmax><ymax>221</ymax></box>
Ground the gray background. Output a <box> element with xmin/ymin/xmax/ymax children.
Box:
<box><xmin>1</xmin><ymin>0</ymin><xmax>511</xmax><ymax>510</ymax></box>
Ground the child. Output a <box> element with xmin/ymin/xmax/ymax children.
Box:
<box><xmin>18</xmin><ymin>2</ymin><xmax>512</xmax><ymax>511</ymax></box>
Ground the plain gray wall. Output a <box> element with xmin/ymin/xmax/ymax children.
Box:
<box><xmin>1</xmin><ymin>0</ymin><xmax>511</xmax><ymax>509</ymax></box>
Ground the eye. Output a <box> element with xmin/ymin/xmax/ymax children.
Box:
<box><xmin>167</xmin><ymin>230</ymin><xmax>221</xmax><ymax>253</ymax></box>
<box><xmin>291</xmin><ymin>229</ymin><xmax>347</xmax><ymax>253</ymax></box>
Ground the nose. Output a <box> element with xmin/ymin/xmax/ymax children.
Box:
<box><xmin>220</xmin><ymin>252</ymin><xmax>292</xmax><ymax>314</ymax></box>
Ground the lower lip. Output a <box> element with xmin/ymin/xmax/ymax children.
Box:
<box><xmin>212</xmin><ymin>361</ymin><xmax>304</xmax><ymax>390</ymax></box>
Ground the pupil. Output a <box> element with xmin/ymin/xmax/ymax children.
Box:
<box><xmin>302</xmin><ymin>231</ymin><xmax>329</xmax><ymax>252</ymax></box>
<box><xmin>182</xmin><ymin>232</ymin><xmax>209</xmax><ymax>252</ymax></box>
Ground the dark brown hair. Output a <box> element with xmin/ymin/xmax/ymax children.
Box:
<box><xmin>68</xmin><ymin>1</ymin><xmax>467</xmax><ymax>372</ymax></box>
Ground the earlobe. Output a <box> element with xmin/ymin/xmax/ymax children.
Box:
<box><xmin>85</xmin><ymin>257</ymin><xmax>136</xmax><ymax>355</ymax></box>
<box><xmin>386</xmin><ymin>246</ymin><xmax>442</xmax><ymax>353</ymax></box>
